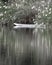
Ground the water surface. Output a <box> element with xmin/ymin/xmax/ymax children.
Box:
<box><xmin>0</xmin><ymin>26</ymin><xmax>52</xmax><ymax>65</ymax></box>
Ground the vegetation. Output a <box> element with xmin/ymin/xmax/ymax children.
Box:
<box><xmin>0</xmin><ymin>0</ymin><xmax>52</xmax><ymax>26</ymax></box>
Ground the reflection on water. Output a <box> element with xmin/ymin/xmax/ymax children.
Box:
<box><xmin>0</xmin><ymin>26</ymin><xmax>52</xmax><ymax>65</ymax></box>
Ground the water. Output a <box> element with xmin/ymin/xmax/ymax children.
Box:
<box><xmin>0</xmin><ymin>26</ymin><xmax>52</xmax><ymax>65</ymax></box>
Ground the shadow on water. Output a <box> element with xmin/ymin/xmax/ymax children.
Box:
<box><xmin>0</xmin><ymin>26</ymin><xmax>52</xmax><ymax>65</ymax></box>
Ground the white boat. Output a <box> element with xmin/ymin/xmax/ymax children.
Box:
<box><xmin>13</xmin><ymin>23</ymin><xmax>46</xmax><ymax>29</ymax></box>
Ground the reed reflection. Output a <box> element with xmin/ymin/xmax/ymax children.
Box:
<box><xmin>0</xmin><ymin>27</ymin><xmax>52</xmax><ymax>65</ymax></box>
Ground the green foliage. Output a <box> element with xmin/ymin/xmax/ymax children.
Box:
<box><xmin>0</xmin><ymin>0</ymin><xmax>17</xmax><ymax>23</ymax></box>
<box><xmin>0</xmin><ymin>0</ymin><xmax>52</xmax><ymax>25</ymax></box>
<box><xmin>38</xmin><ymin>3</ymin><xmax>52</xmax><ymax>24</ymax></box>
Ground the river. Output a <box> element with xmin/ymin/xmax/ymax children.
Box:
<box><xmin>0</xmin><ymin>26</ymin><xmax>52</xmax><ymax>65</ymax></box>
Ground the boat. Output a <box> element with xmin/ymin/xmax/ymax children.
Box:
<box><xmin>13</xmin><ymin>23</ymin><xmax>46</xmax><ymax>29</ymax></box>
